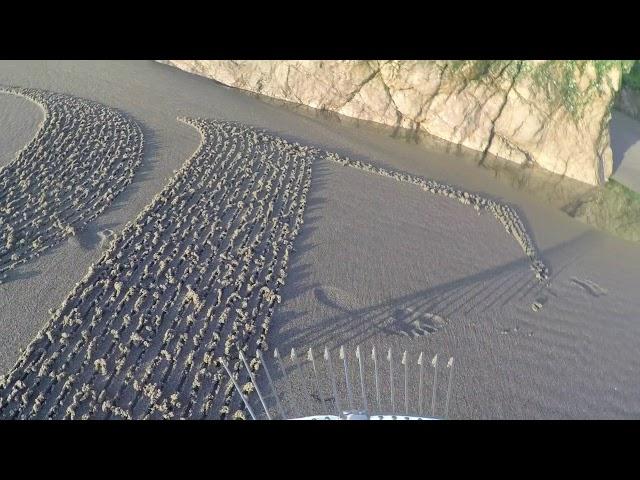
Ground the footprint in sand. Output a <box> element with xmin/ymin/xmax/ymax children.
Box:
<box><xmin>97</xmin><ymin>229</ymin><xmax>115</xmax><ymax>248</ymax></box>
<box><xmin>382</xmin><ymin>307</ymin><xmax>448</xmax><ymax>337</ymax></box>
<box><xmin>570</xmin><ymin>277</ymin><xmax>608</xmax><ymax>297</ymax></box>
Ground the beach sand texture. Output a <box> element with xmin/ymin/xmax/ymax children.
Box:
<box><xmin>0</xmin><ymin>61</ymin><xmax>639</xmax><ymax>418</ymax></box>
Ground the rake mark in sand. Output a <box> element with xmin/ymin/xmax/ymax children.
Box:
<box><xmin>0</xmin><ymin>119</ymin><xmax>312</xmax><ymax>419</ymax></box>
<box><xmin>0</xmin><ymin>86</ymin><xmax>143</xmax><ymax>281</ymax></box>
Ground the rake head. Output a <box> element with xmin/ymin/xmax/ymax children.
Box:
<box><xmin>225</xmin><ymin>343</ymin><xmax>455</xmax><ymax>420</ymax></box>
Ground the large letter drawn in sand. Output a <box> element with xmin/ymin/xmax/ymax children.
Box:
<box><xmin>0</xmin><ymin>119</ymin><xmax>312</xmax><ymax>420</ymax></box>
<box><xmin>0</xmin><ymin>87</ymin><xmax>143</xmax><ymax>280</ymax></box>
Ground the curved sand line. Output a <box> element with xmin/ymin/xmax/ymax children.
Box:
<box><xmin>0</xmin><ymin>114</ymin><xmax>546</xmax><ymax>419</ymax></box>
<box><xmin>0</xmin><ymin>86</ymin><xmax>144</xmax><ymax>282</ymax></box>
<box><xmin>0</xmin><ymin>118</ymin><xmax>313</xmax><ymax>419</ymax></box>
<box><xmin>323</xmin><ymin>151</ymin><xmax>549</xmax><ymax>285</ymax></box>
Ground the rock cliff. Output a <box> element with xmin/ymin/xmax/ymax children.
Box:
<box><xmin>160</xmin><ymin>60</ymin><xmax>629</xmax><ymax>186</ymax></box>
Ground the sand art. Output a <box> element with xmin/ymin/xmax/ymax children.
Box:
<box><xmin>323</xmin><ymin>151</ymin><xmax>549</xmax><ymax>285</ymax></box>
<box><xmin>0</xmin><ymin>87</ymin><xmax>143</xmax><ymax>282</ymax></box>
<box><xmin>0</xmin><ymin>108</ymin><xmax>554</xmax><ymax>419</ymax></box>
<box><xmin>0</xmin><ymin>119</ymin><xmax>312</xmax><ymax>419</ymax></box>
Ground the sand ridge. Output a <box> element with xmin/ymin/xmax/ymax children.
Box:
<box><xmin>0</xmin><ymin>86</ymin><xmax>143</xmax><ymax>282</ymax></box>
<box><xmin>0</xmin><ymin>119</ymin><xmax>313</xmax><ymax>419</ymax></box>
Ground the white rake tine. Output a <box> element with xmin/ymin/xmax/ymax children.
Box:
<box><xmin>324</xmin><ymin>347</ymin><xmax>342</xmax><ymax>416</ymax></box>
<box><xmin>402</xmin><ymin>350</ymin><xmax>409</xmax><ymax>415</ymax></box>
<box><xmin>291</xmin><ymin>347</ymin><xmax>314</xmax><ymax>414</ymax></box>
<box><xmin>221</xmin><ymin>359</ymin><xmax>257</xmax><ymax>420</ymax></box>
<box><xmin>339</xmin><ymin>345</ymin><xmax>354</xmax><ymax>410</ymax></box>
<box><xmin>355</xmin><ymin>345</ymin><xmax>368</xmax><ymax>412</ymax></box>
<box><xmin>417</xmin><ymin>352</ymin><xmax>425</xmax><ymax>416</ymax></box>
<box><xmin>307</xmin><ymin>348</ymin><xmax>324</xmax><ymax>406</ymax></box>
<box><xmin>239</xmin><ymin>350</ymin><xmax>271</xmax><ymax>420</ymax></box>
<box><xmin>431</xmin><ymin>353</ymin><xmax>439</xmax><ymax>417</ymax></box>
<box><xmin>371</xmin><ymin>345</ymin><xmax>381</xmax><ymax>412</ymax></box>
<box><xmin>274</xmin><ymin>348</ymin><xmax>298</xmax><ymax>417</ymax></box>
<box><xmin>445</xmin><ymin>357</ymin><xmax>455</xmax><ymax>419</ymax></box>
<box><xmin>257</xmin><ymin>350</ymin><xmax>285</xmax><ymax>419</ymax></box>
<box><xmin>387</xmin><ymin>347</ymin><xmax>395</xmax><ymax>412</ymax></box>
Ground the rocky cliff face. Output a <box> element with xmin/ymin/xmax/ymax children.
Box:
<box><xmin>161</xmin><ymin>60</ymin><xmax>626</xmax><ymax>186</ymax></box>
<box><xmin>615</xmin><ymin>85</ymin><xmax>640</xmax><ymax>121</ymax></box>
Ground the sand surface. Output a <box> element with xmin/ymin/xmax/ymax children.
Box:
<box><xmin>0</xmin><ymin>93</ymin><xmax>43</xmax><ymax>167</ymax></box>
<box><xmin>0</xmin><ymin>61</ymin><xmax>639</xmax><ymax>418</ymax></box>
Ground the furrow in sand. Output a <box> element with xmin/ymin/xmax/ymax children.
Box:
<box><xmin>0</xmin><ymin>87</ymin><xmax>144</xmax><ymax>281</ymax></box>
<box><xmin>0</xmin><ymin>118</ymin><xmax>314</xmax><ymax>419</ymax></box>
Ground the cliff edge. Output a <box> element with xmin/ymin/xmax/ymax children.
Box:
<box><xmin>161</xmin><ymin>60</ymin><xmax>632</xmax><ymax>186</ymax></box>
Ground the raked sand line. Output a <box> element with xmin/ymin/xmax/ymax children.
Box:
<box><xmin>0</xmin><ymin>86</ymin><xmax>143</xmax><ymax>282</ymax></box>
<box><xmin>322</xmin><ymin>151</ymin><xmax>549</xmax><ymax>286</ymax></box>
<box><xmin>0</xmin><ymin>115</ymin><xmax>546</xmax><ymax>420</ymax></box>
<box><xmin>0</xmin><ymin>118</ymin><xmax>313</xmax><ymax>419</ymax></box>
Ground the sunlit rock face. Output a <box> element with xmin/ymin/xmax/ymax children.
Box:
<box><xmin>160</xmin><ymin>60</ymin><xmax>623</xmax><ymax>187</ymax></box>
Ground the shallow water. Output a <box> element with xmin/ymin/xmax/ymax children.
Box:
<box><xmin>611</xmin><ymin>110</ymin><xmax>640</xmax><ymax>192</ymax></box>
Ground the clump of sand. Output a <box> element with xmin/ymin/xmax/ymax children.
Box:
<box><xmin>0</xmin><ymin>86</ymin><xmax>144</xmax><ymax>283</ymax></box>
<box><xmin>0</xmin><ymin>119</ymin><xmax>313</xmax><ymax>419</ymax></box>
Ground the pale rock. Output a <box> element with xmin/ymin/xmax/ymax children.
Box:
<box><xmin>160</xmin><ymin>60</ymin><xmax>625</xmax><ymax>186</ymax></box>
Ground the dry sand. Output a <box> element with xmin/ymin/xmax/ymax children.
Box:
<box><xmin>0</xmin><ymin>93</ymin><xmax>43</xmax><ymax>168</ymax></box>
<box><xmin>0</xmin><ymin>87</ymin><xmax>143</xmax><ymax>281</ymax></box>
<box><xmin>0</xmin><ymin>61</ymin><xmax>639</xmax><ymax>418</ymax></box>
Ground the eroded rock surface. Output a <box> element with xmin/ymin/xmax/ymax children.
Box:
<box><xmin>161</xmin><ymin>60</ymin><xmax>625</xmax><ymax>187</ymax></box>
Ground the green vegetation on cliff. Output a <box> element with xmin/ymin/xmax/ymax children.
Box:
<box><xmin>450</xmin><ymin>60</ymin><xmax>634</xmax><ymax>121</ymax></box>
<box><xmin>565</xmin><ymin>178</ymin><xmax>640</xmax><ymax>242</ymax></box>
<box><xmin>621</xmin><ymin>60</ymin><xmax>640</xmax><ymax>92</ymax></box>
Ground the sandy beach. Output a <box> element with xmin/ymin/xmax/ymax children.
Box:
<box><xmin>0</xmin><ymin>60</ymin><xmax>639</xmax><ymax>418</ymax></box>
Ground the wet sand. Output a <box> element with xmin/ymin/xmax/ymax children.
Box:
<box><xmin>0</xmin><ymin>61</ymin><xmax>639</xmax><ymax>418</ymax></box>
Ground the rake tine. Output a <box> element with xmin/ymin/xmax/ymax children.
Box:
<box><xmin>238</xmin><ymin>350</ymin><xmax>271</xmax><ymax>420</ymax></box>
<box><xmin>307</xmin><ymin>347</ymin><xmax>324</xmax><ymax>406</ymax></box>
<box><xmin>339</xmin><ymin>346</ymin><xmax>354</xmax><ymax>410</ymax></box>
<box><xmin>256</xmin><ymin>350</ymin><xmax>285</xmax><ymax>419</ymax></box>
<box><xmin>417</xmin><ymin>352</ymin><xmax>425</xmax><ymax>416</ymax></box>
<box><xmin>221</xmin><ymin>359</ymin><xmax>257</xmax><ymax>420</ymax></box>
<box><xmin>274</xmin><ymin>348</ymin><xmax>297</xmax><ymax>417</ymax></box>
<box><xmin>291</xmin><ymin>347</ymin><xmax>314</xmax><ymax>414</ymax></box>
<box><xmin>371</xmin><ymin>345</ymin><xmax>381</xmax><ymax>412</ymax></box>
<box><xmin>387</xmin><ymin>347</ymin><xmax>395</xmax><ymax>412</ymax></box>
<box><xmin>445</xmin><ymin>357</ymin><xmax>455</xmax><ymax>419</ymax></box>
<box><xmin>431</xmin><ymin>353</ymin><xmax>439</xmax><ymax>417</ymax></box>
<box><xmin>324</xmin><ymin>346</ymin><xmax>342</xmax><ymax>416</ymax></box>
<box><xmin>402</xmin><ymin>350</ymin><xmax>409</xmax><ymax>416</ymax></box>
<box><xmin>355</xmin><ymin>345</ymin><xmax>368</xmax><ymax>412</ymax></box>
